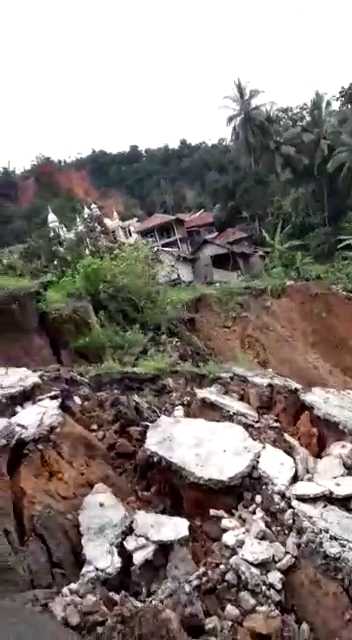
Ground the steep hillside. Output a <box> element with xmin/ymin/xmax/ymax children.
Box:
<box><xmin>193</xmin><ymin>282</ymin><xmax>352</xmax><ymax>388</ymax></box>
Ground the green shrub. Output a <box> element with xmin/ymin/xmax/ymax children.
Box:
<box><xmin>73</xmin><ymin>324</ymin><xmax>146</xmax><ymax>364</ymax></box>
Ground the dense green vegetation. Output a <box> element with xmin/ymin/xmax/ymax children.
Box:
<box><xmin>2</xmin><ymin>78</ymin><xmax>352</xmax><ymax>371</ymax></box>
<box><xmin>1</xmin><ymin>79</ymin><xmax>352</xmax><ymax>261</ymax></box>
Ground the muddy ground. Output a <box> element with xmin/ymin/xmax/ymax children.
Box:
<box><xmin>193</xmin><ymin>282</ymin><xmax>352</xmax><ymax>388</ymax></box>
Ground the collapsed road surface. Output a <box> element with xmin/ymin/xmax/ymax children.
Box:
<box><xmin>2</xmin><ymin>365</ymin><xmax>352</xmax><ymax>638</ymax></box>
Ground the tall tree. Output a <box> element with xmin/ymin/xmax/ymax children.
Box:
<box><xmin>224</xmin><ymin>78</ymin><xmax>269</xmax><ymax>170</ymax></box>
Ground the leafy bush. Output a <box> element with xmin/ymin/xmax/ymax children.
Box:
<box><xmin>73</xmin><ymin>324</ymin><xmax>146</xmax><ymax>364</ymax></box>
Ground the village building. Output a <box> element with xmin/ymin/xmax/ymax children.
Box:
<box><xmin>135</xmin><ymin>213</ymin><xmax>190</xmax><ymax>252</ymax></box>
<box><xmin>191</xmin><ymin>227</ymin><xmax>264</xmax><ymax>283</ymax></box>
<box><xmin>184</xmin><ymin>210</ymin><xmax>216</xmax><ymax>247</ymax></box>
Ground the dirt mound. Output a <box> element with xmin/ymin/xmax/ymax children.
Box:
<box><xmin>193</xmin><ymin>282</ymin><xmax>352</xmax><ymax>388</ymax></box>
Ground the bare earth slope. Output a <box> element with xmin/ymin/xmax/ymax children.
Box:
<box><xmin>194</xmin><ymin>282</ymin><xmax>352</xmax><ymax>388</ymax></box>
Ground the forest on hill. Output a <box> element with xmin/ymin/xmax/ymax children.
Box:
<box><xmin>2</xmin><ymin>79</ymin><xmax>352</xmax><ymax>266</ymax></box>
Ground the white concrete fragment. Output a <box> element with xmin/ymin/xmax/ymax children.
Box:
<box><xmin>231</xmin><ymin>367</ymin><xmax>302</xmax><ymax>391</ymax></box>
<box><xmin>276</xmin><ymin>554</ymin><xmax>295</xmax><ymax>571</ymax></box>
<box><xmin>124</xmin><ymin>533</ymin><xmax>156</xmax><ymax>565</ymax></box>
<box><xmin>258</xmin><ymin>444</ymin><xmax>296</xmax><ymax>492</ymax></box>
<box><xmin>239</xmin><ymin>538</ymin><xmax>273</xmax><ymax>565</ymax></box>
<box><xmin>321</xmin><ymin>476</ymin><xmax>352</xmax><ymax>498</ymax></box>
<box><xmin>222</xmin><ymin>528</ymin><xmax>246</xmax><ymax>549</ymax></box>
<box><xmin>133</xmin><ymin>511</ymin><xmax>189</xmax><ymax>543</ymax></box>
<box><xmin>300</xmin><ymin>387</ymin><xmax>352</xmax><ymax>435</ymax></box>
<box><xmin>224</xmin><ymin>603</ymin><xmax>241</xmax><ymax>621</ymax></box>
<box><xmin>195</xmin><ymin>387</ymin><xmax>258</xmax><ymax>422</ymax></box>
<box><xmin>221</xmin><ymin>517</ymin><xmax>242</xmax><ymax>531</ymax></box>
<box><xmin>11</xmin><ymin>397</ymin><xmax>63</xmax><ymax>441</ymax></box>
<box><xmin>267</xmin><ymin>570</ymin><xmax>284</xmax><ymax>591</ymax></box>
<box><xmin>290</xmin><ymin>481</ymin><xmax>330</xmax><ymax>500</ymax></box>
<box><xmin>314</xmin><ymin>455</ymin><xmax>346</xmax><ymax>481</ymax></box>
<box><xmin>292</xmin><ymin>500</ymin><xmax>352</xmax><ymax>544</ymax></box>
<box><xmin>323</xmin><ymin>441</ymin><xmax>352</xmax><ymax>469</ymax></box>
<box><xmin>0</xmin><ymin>367</ymin><xmax>40</xmax><ymax>400</ymax></box>
<box><xmin>145</xmin><ymin>416</ymin><xmax>263</xmax><ymax>487</ymax></box>
<box><xmin>79</xmin><ymin>483</ymin><xmax>129</xmax><ymax>580</ymax></box>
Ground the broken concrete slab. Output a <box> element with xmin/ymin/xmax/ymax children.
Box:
<box><xmin>79</xmin><ymin>483</ymin><xmax>130</xmax><ymax>581</ymax></box>
<box><xmin>231</xmin><ymin>366</ymin><xmax>302</xmax><ymax>391</ymax></box>
<box><xmin>195</xmin><ymin>386</ymin><xmax>258</xmax><ymax>422</ymax></box>
<box><xmin>292</xmin><ymin>500</ymin><xmax>352</xmax><ymax>545</ymax></box>
<box><xmin>258</xmin><ymin>443</ymin><xmax>296</xmax><ymax>492</ymax></box>
<box><xmin>0</xmin><ymin>367</ymin><xmax>41</xmax><ymax>401</ymax></box>
<box><xmin>300</xmin><ymin>387</ymin><xmax>352</xmax><ymax>435</ymax></box>
<box><xmin>320</xmin><ymin>476</ymin><xmax>352</xmax><ymax>498</ymax></box>
<box><xmin>12</xmin><ymin>397</ymin><xmax>63</xmax><ymax>442</ymax></box>
<box><xmin>124</xmin><ymin>534</ymin><xmax>157</xmax><ymax>567</ymax></box>
<box><xmin>290</xmin><ymin>481</ymin><xmax>330</xmax><ymax>500</ymax></box>
<box><xmin>133</xmin><ymin>511</ymin><xmax>189</xmax><ymax>544</ymax></box>
<box><xmin>145</xmin><ymin>416</ymin><xmax>263</xmax><ymax>487</ymax></box>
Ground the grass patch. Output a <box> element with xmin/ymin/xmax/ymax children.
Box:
<box><xmin>0</xmin><ymin>275</ymin><xmax>36</xmax><ymax>293</ymax></box>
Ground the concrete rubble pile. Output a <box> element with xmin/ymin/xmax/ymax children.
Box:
<box><xmin>2</xmin><ymin>366</ymin><xmax>352</xmax><ymax>638</ymax></box>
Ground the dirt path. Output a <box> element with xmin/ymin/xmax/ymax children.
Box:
<box><xmin>193</xmin><ymin>282</ymin><xmax>352</xmax><ymax>388</ymax></box>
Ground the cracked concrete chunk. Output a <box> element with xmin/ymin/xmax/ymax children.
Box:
<box><xmin>12</xmin><ymin>398</ymin><xmax>63</xmax><ymax>441</ymax></box>
<box><xmin>314</xmin><ymin>455</ymin><xmax>346</xmax><ymax>481</ymax></box>
<box><xmin>239</xmin><ymin>538</ymin><xmax>274</xmax><ymax>565</ymax></box>
<box><xmin>232</xmin><ymin>366</ymin><xmax>302</xmax><ymax>391</ymax></box>
<box><xmin>300</xmin><ymin>387</ymin><xmax>352</xmax><ymax>434</ymax></box>
<box><xmin>0</xmin><ymin>367</ymin><xmax>41</xmax><ymax>400</ymax></box>
<box><xmin>258</xmin><ymin>443</ymin><xmax>295</xmax><ymax>492</ymax></box>
<box><xmin>321</xmin><ymin>476</ymin><xmax>352</xmax><ymax>498</ymax></box>
<box><xmin>195</xmin><ymin>386</ymin><xmax>258</xmax><ymax>422</ymax></box>
<box><xmin>79</xmin><ymin>483</ymin><xmax>129</xmax><ymax>580</ymax></box>
<box><xmin>290</xmin><ymin>481</ymin><xmax>330</xmax><ymax>499</ymax></box>
<box><xmin>145</xmin><ymin>416</ymin><xmax>262</xmax><ymax>487</ymax></box>
<box><xmin>324</xmin><ymin>441</ymin><xmax>352</xmax><ymax>469</ymax></box>
<box><xmin>133</xmin><ymin>511</ymin><xmax>189</xmax><ymax>543</ymax></box>
<box><xmin>292</xmin><ymin>500</ymin><xmax>352</xmax><ymax>544</ymax></box>
<box><xmin>124</xmin><ymin>534</ymin><xmax>157</xmax><ymax>567</ymax></box>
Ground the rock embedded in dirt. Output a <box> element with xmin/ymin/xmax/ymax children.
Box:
<box><xmin>290</xmin><ymin>480</ymin><xmax>330</xmax><ymax>499</ymax></box>
<box><xmin>145</xmin><ymin>415</ymin><xmax>263</xmax><ymax>487</ymax></box>
<box><xmin>133</xmin><ymin>511</ymin><xmax>189</xmax><ymax>544</ymax></box>
<box><xmin>258</xmin><ymin>443</ymin><xmax>295</xmax><ymax>492</ymax></box>
<box><xmin>79</xmin><ymin>483</ymin><xmax>130</xmax><ymax>581</ymax></box>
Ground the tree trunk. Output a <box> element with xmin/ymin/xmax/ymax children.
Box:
<box><xmin>322</xmin><ymin>178</ymin><xmax>329</xmax><ymax>226</ymax></box>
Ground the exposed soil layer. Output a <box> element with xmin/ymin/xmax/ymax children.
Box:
<box><xmin>193</xmin><ymin>282</ymin><xmax>352</xmax><ymax>388</ymax></box>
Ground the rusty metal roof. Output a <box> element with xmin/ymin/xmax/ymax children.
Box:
<box><xmin>135</xmin><ymin>213</ymin><xmax>174</xmax><ymax>233</ymax></box>
<box><xmin>184</xmin><ymin>211</ymin><xmax>214</xmax><ymax>229</ymax></box>
<box><xmin>215</xmin><ymin>228</ymin><xmax>250</xmax><ymax>244</ymax></box>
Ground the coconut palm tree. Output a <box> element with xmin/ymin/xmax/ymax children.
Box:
<box><xmin>306</xmin><ymin>91</ymin><xmax>335</xmax><ymax>225</ymax></box>
<box><xmin>328</xmin><ymin>133</ymin><xmax>352</xmax><ymax>188</ymax></box>
<box><xmin>224</xmin><ymin>78</ymin><xmax>269</xmax><ymax>170</ymax></box>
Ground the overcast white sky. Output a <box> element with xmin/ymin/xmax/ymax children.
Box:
<box><xmin>1</xmin><ymin>0</ymin><xmax>351</xmax><ymax>170</ymax></box>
